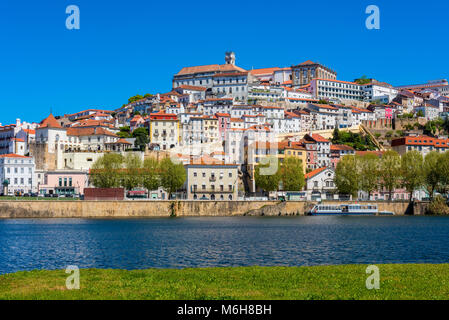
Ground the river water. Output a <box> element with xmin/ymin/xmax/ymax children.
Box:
<box><xmin>1</xmin><ymin>216</ymin><xmax>449</xmax><ymax>274</ymax></box>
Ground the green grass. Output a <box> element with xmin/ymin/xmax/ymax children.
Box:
<box><xmin>1</xmin><ymin>264</ymin><xmax>449</xmax><ymax>300</ymax></box>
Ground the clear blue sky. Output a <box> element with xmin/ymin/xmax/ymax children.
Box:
<box><xmin>0</xmin><ymin>0</ymin><xmax>448</xmax><ymax>124</ymax></box>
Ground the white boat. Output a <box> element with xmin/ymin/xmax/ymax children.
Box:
<box><xmin>308</xmin><ymin>204</ymin><xmax>378</xmax><ymax>216</ymax></box>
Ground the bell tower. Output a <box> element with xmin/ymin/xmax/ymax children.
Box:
<box><xmin>225</xmin><ymin>51</ymin><xmax>235</xmax><ymax>65</ymax></box>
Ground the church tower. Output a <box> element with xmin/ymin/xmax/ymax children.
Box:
<box><xmin>225</xmin><ymin>51</ymin><xmax>235</xmax><ymax>65</ymax></box>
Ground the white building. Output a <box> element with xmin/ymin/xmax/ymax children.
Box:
<box><xmin>304</xmin><ymin>167</ymin><xmax>337</xmax><ymax>201</ymax></box>
<box><xmin>309</xmin><ymin>79</ymin><xmax>364</xmax><ymax>102</ymax></box>
<box><xmin>0</xmin><ymin>154</ymin><xmax>36</xmax><ymax>195</ymax></box>
<box><xmin>362</xmin><ymin>82</ymin><xmax>398</xmax><ymax>103</ymax></box>
<box><xmin>212</xmin><ymin>72</ymin><xmax>250</xmax><ymax>102</ymax></box>
<box><xmin>306</xmin><ymin>104</ymin><xmax>339</xmax><ymax>130</ymax></box>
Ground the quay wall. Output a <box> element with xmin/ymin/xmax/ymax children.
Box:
<box><xmin>0</xmin><ymin>200</ymin><xmax>418</xmax><ymax>218</ymax></box>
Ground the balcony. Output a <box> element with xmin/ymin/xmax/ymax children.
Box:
<box><xmin>191</xmin><ymin>186</ymin><xmax>234</xmax><ymax>193</ymax></box>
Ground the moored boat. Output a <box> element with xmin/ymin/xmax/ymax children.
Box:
<box><xmin>308</xmin><ymin>204</ymin><xmax>378</xmax><ymax>216</ymax></box>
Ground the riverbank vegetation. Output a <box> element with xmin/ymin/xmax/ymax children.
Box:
<box><xmin>89</xmin><ymin>154</ymin><xmax>186</xmax><ymax>198</ymax></box>
<box><xmin>335</xmin><ymin>150</ymin><xmax>449</xmax><ymax>201</ymax></box>
<box><xmin>1</xmin><ymin>264</ymin><xmax>449</xmax><ymax>300</ymax></box>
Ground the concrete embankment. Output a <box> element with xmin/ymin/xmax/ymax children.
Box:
<box><xmin>0</xmin><ymin>200</ymin><xmax>421</xmax><ymax>218</ymax></box>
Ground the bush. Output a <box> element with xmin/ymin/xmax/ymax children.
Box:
<box><xmin>426</xmin><ymin>195</ymin><xmax>449</xmax><ymax>215</ymax></box>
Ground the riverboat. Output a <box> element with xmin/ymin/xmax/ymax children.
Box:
<box><xmin>308</xmin><ymin>204</ymin><xmax>378</xmax><ymax>216</ymax></box>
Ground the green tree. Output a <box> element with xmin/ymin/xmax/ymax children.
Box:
<box><xmin>143</xmin><ymin>93</ymin><xmax>153</xmax><ymax>99</ymax></box>
<box><xmin>122</xmin><ymin>153</ymin><xmax>143</xmax><ymax>191</ymax></box>
<box><xmin>423</xmin><ymin>152</ymin><xmax>441</xmax><ymax>200</ymax></box>
<box><xmin>416</xmin><ymin>110</ymin><xmax>425</xmax><ymax>118</ymax></box>
<box><xmin>128</xmin><ymin>94</ymin><xmax>143</xmax><ymax>104</ymax></box>
<box><xmin>117</xmin><ymin>126</ymin><xmax>131</xmax><ymax>138</ymax></box>
<box><xmin>132</xmin><ymin>127</ymin><xmax>149</xmax><ymax>151</ymax></box>
<box><xmin>354</xmin><ymin>75</ymin><xmax>371</xmax><ymax>85</ymax></box>
<box><xmin>437</xmin><ymin>151</ymin><xmax>449</xmax><ymax>195</ymax></box>
<box><xmin>359</xmin><ymin>153</ymin><xmax>380</xmax><ymax>199</ymax></box>
<box><xmin>89</xmin><ymin>153</ymin><xmax>124</xmax><ymax>188</ymax></box>
<box><xmin>401</xmin><ymin>151</ymin><xmax>424</xmax><ymax>201</ymax></box>
<box><xmin>142</xmin><ymin>158</ymin><xmax>160</xmax><ymax>195</ymax></box>
<box><xmin>159</xmin><ymin>158</ymin><xmax>186</xmax><ymax>199</ymax></box>
<box><xmin>334</xmin><ymin>155</ymin><xmax>359</xmax><ymax>198</ymax></box>
<box><xmin>280</xmin><ymin>157</ymin><xmax>305</xmax><ymax>191</ymax></box>
<box><xmin>379</xmin><ymin>150</ymin><xmax>401</xmax><ymax>201</ymax></box>
<box><xmin>254</xmin><ymin>157</ymin><xmax>281</xmax><ymax>193</ymax></box>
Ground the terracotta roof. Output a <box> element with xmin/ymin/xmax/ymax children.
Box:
<box><xmin>249</xmin><ymin>67</ymin><xmax>280</xmax><ymax>75</ymax></box>
<box><xmin>215</xmin><ymin>113</ymin><xmax>230</xmax><ymax>117</ymax></box>
<box><xmin>23</xmin><ymin>129</ymin><xmax>36</xmax><ymax>135</ymax></box>
<box><xmin>295</xmin><ymin>60</ymin><xmax>317</xmax><ymax>66</ymax></box>
<box><xmin>176</xmin><ymin>64</ymin><xmax>246</xmax><ymax>76</ymax></box>
<box><xmin>67</xmin><ymin>127</ymin><xmax>118</xmax><ymax>137</ymax></box>
<box><xmin>116</xmin><ymin>138</ymin><xmax>132</xmax><ymax>145</ymax></box>
<box><xmin>391</xmin><ymin>136</ymin><xmax>449</xmax><ymax>148</ymax></box>
<box><xmin>305</xmin><ymin>167</ymin><xmax>327</xmax><ymax>179</ymax></box>
<box><xmin>0</xmin><ymin>154</ymin><xmax>31</xmax><ymax>158</ymax></box>
<box><xmin>331</xmin><ymin>144</ymin><xmax>355</xmax><ymax>151</ymax></box>
<box><xmin>306</xmin><ymin>134</ymin><xmax>330</xmax><ymax>143</ymax></box>
<box><xmin>178</xmin><ymin>85</ymin><xmax>207</xmax><ymax>91</ymax></box>
<box><xmin>39</xmin><ymin>114</ymin><xmax>62</xmax><ymax>129</ymax></box>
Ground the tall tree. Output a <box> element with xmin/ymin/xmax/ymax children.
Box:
<box><xmin>423</xmin><ymin>152</ymin><xmax>441</xmax><ymax>200</ymax></box>
<box><xmin>280</xmin><ymin>157</ymin><xmax>305</xmax><ymax>191</ymax></box>
<box><xmin>379</xmin><ymin>150</ymin><xmax>401</xmax><ymax>201</ymax></box>
<box><xmin>401</xmin><ymin>151</ymin><xmax>424</xmax><ymax>201</ymax></box>
<box><xmin>89</xmin><ymin>153</ymin><xmax>124</xmax><ymax>188</ymax></box>
<box><xmin>254</xmin><ymin>157</ymin><xmax>281</xmax><ymax>194</ymax></box>
<box><xmin>437</xmin><ymin>151</ymin><xmax>449</xmax><ymax>195</ymax></box>
<box><xmin>132</xmin><ymin>127</ymin><xmax>149</xmax><ymax>151</ymax></box>
<box><xmin>142</xmin><ymin>158</ymin><xmax>160</xmax><ymax>195</ymax></box>
<box><xmin>159</xmin><ymin>158</ymin><xmax>186</xmax><ymax>199</ymax></box>
<box><xmin>359</xmin><ymin>153</ymin><xmax>380</xmax><ymax>200</ymax></box>
<box><xmin>122</xmin><ymin>153</ymin><xmax>143</xmax><ymax>191</ymax></box>
<box><xmin>334</xmin><ymin>155</ymin><xmax>360</xmax><ymax>198</ymax></box>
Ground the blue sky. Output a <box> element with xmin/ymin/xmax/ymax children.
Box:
<box><xmin>0</xmin><ymin>0</ymin><xmax>448</xmax><ymax>124</ymax></box>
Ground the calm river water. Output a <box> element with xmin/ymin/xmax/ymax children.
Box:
<box><xmin>1</xmin><ymin>216</ymin><xmax>449</xmax><ymax>274</ymax></box>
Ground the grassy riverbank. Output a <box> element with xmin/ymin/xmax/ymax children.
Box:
<box><xmin>0</xmin><ymin>264</ymin><xmax>449</xmax><ymax>300</ymax></box>
<box><xmin>1</xmin><ymin>264</ymin><xmax>449</xmax><ymax>300</ymax></box>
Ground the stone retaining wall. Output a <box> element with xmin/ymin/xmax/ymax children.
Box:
<box><xmin>0</xmin><ymin>200</ymin><xmax>418</xmax><ymax>218</ymax></box>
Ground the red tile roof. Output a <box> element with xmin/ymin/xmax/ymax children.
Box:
<box><xmin>178</xmin><ymin>85</ymin><xmax>207</xmax><ymax>92</ymax></box>
<box><xmin>176</xmin><ymin>64</ymin><xmax>246</xmax><ymax>76</ymax></box>
<box><xmin>0</xmin><ymin>154</ymin><xmax>31</xmax><ymax>158</ymax></box>
<box><xmin>38</xmin><ymin>114</ymin><xmax>62</xmax><ymax>129</ymax></box>
<box><xmin>305</xmin><ymin>167</ymin><xmax>327</xmax><ymax>179</ymax></box>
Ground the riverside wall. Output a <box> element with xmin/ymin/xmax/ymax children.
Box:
<box><xmin>0</xmin><ymin>200</ymin><xmax>420</xmax><ymax>218</ymax></box>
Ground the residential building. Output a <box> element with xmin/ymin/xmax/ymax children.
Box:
<box><xmin>185</xmin><ymin>160</ymin><xmax>239</xmax><ymax>201</ymax></box>
<box><xmin>37</xmin><ymin>171</ymin><xmax>88</xmax><ymax>196</ymax></box>
<box><xmin>304</xmin><ymin>167</ymin><xmax>337</xmax><ymax>201</ymax></box>
<box><xmin>0</xmin><ymin>154</ymin><xmax>36</xmax><ymax>195</ymax></box>
<box><xmin>148</xmin><ymin>112</ymin><xmax>180</xmax><ymax>150</ymax></box>
<box><xmin>391</xmin><ymin>135</ymin><xmax>449</xmax><ymax>156</ymax></box>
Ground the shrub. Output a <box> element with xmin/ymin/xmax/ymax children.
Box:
<box><xmin>426</xmin><ymin>195</ymin><xmax>449</xmax><ymax>215</ymax></box>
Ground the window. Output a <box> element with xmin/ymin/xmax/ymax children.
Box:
<box><xmin>59</xmin><ymin>178</ymin><xmax>62</xmax><ymax>187</ymax></box>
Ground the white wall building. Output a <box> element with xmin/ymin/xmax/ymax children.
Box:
<box><xmin>0</xmin><ymin>154</ymin><xmax>36</xmax><ymax>195</ymax></box>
